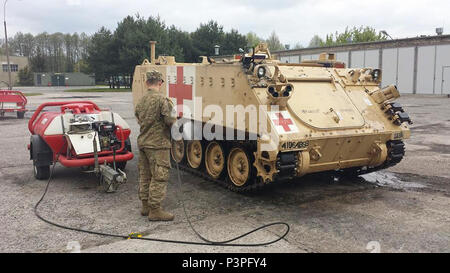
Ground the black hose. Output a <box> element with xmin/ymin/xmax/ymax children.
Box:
<box><xmin>34</xmin><ymin>153</ymin><xmax>290</xmax><ymax>247</ymax></box>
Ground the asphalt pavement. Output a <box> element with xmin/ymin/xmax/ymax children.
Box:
<box><xmin>0</xmin><ymin>87</ymin><xmax>448</xmax><ymax>253</ymax></box>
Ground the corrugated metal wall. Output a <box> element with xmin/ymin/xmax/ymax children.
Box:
<box><xmin>381</xmin><ymin>48</ymin><xmax>397</xmax><ymax>89</ymax></box>
<box><xmin>336</xmin><ymin>52</ymin><xmax>349</xmax><ymax>64</ymax></box>
<box><xmin>443</xmin><ymin>66</ymin><xmax>450</xmax><ymax>94</ymax></box>
<box><xmin>417</xmin><ymin>46</ymin><xmax>435</xmax><ymax>94</ymax></box>
<box><xmin>300</xmin><ymin>54</ymin><xmax>319</xmax><ymax>61</ymax></box>
<box><xmin>279</xmin><ymin>44</ymin><xmax>450</xmax><ymax>94</ymax></box>
<box><xmin>397</xmin><ymin>47</ymin><xmax>415</xmax><ymax>94</ymax></box>
<box><xmin>435</xmin><ymin>45</ymin><xmax>450</xmax><ymax>94</ymax></box>
<box><xmin>365</xmin><ymin>50</ymin><xmax>379</xmax><ymax>68</ymax></box>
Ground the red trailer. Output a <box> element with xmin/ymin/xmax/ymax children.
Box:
<box><xmin>27</xmin><ymin>101</ymin><xmax>133</xmax><ymax>192</ymax></box>
<box><xmin>0</xmin><ymin>90</ymin><xmax>27</xmax><ymax>119</ymax></box>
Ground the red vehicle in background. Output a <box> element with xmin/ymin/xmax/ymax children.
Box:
<box><xmin>0</xmin><ymin>90</ymin><xmax>27</xmax><ymax>118</ymax></box>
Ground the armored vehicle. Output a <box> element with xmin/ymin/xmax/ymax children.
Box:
<box><xmin>132</xmin><ymin>41</ymin><xmax>411</xmax><ymax>192</ymax></box>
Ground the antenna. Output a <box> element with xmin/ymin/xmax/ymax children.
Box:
<box><xmin>380</xmin><ymin>30</ymin><xmax>393</xmax><ymax>40</ymax></box>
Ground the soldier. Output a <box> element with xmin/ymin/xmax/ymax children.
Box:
<box><xmin>135</xmin><ymin>70</ymin><xmax>176</xmax><ymax>221</ymax></box>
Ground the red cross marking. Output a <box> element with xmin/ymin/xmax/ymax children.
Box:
<box><xmin>273</xmin><ymin>112</ymin><xmax>293</xmax><ymax>132</ymax></box>
<box><xmin>168</xmin><ymin>66</ymin><xmax>193</xmax><ymax>117</ymax></box>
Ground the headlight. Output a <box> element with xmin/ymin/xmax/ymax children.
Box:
<box><xmin>257</xmin><ymin>66</ymin><xmax>266</xmax><ymax>78</ymax></box>
<box><xmin>282</xmin><ymin>84</ymin><xmax>293</xmax><ymax>97</ymax></box>
<box><xmin>371</xmin><ymin>69</ymin><xmax>381</xmax><ymax>81</ymax></box>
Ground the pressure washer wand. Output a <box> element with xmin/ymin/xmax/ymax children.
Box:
<box><xmin>93</xmin><ymin>133</ymin><xmax>99</xmax><ymax>174</ymax></box>
<box><xmin>112</xmin><ymin>146</ymin><xmax>117</xmax><ymax>171</ymax></box>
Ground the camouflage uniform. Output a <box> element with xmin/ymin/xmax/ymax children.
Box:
<box><xmin>135</xmin><ymin>71</ymin><xmax>176</xmax><ymax>212</ymax></box>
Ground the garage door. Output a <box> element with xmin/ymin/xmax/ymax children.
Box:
<box><xmin>442</xmin><ymin>66</ymin><xmax>450</xmax><ymax>94</ymax></box>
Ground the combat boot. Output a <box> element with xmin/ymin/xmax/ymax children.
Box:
<box><xmin>148</xmin><ymin>208</ymin><xmax>174</xmax><ymax>221</ymax></box>
<box><xmin>141</xmin><ymin>201</ymin><xmax>149</xmax><ymax>216</ymax></box>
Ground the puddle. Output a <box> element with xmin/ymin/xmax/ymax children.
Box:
<box><xmin>404</xmin><ymin>143</ymin><xmax>432</xmax><ymax>152</ymax></box>
<box><xmin>362</xmin><ymin>172</ymin><xmax>426</xmax><ymax>189</ymax></box>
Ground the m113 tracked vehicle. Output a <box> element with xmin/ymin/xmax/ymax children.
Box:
<box><xmin>132</xmin><ymin>41</ymin><xmax>411</xmax><ymax>192</ymax></box>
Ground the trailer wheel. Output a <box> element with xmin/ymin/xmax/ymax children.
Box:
<box><xmin>124</xmin><ymin>138</ymin><xmax>132</xmax><ymax>152</ymax></box>
<box><xmin>30</xmin><ymin>135</ymin><xmax>53</xmax><ymax>180</ymax></box>
<box><xmin>116</xmin><ymin>138</ymin><xmax>131</xmax><ymax>170</ymax></box>
<box><xmin>116</xmin><ymin>161</ymin><xmax>127</xmax><ymax>171</ymax></box>
<box><xmin>33</xmin><ymin>160</ymin><xmax>50</xmax><ymax>180</ymax></box>
<box><xmin>17</xmin><ymin>111</ymin><xmax>25</xmax><ymax>119</ymax></box>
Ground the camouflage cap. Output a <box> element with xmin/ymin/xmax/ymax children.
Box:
<box><xmin>146</xmin><ymin>70</ymin><xmax>163</xmax><ymax>82</ymax></box>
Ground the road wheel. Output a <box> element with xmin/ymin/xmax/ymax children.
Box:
<box><xmin>341</xmin><ymin>167</ymin><xmax>362</xmax><ymax>178</ymax></box>
<box><xmin>171</xmin><ymin>139</ymin><xmax>185</xmax><ymax>164</ymax></box>
<box><xmin>205</xmin><ymin>141</ymin><xmax>226</xmax><ymax>179</ymax></box>
<box><xmin>17</xmin><ymin>111</ymin><xmax>25</xmax><ymax>119</ymax></box>
<box><xmin>33</xmin><ymin>160</ymin><xmax>50</xmax><ymax>180</ymax></box>
<box><xmin>186</xmin><ymin>140</ymin><xmax>203</xmax><ymax>169</ymax></box>
<box><xmin>227</xmin><ymin>145</ymin><xmax>252</xmax><ymax>188</ymax></box>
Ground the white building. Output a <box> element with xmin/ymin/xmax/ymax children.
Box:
<box><xmin>274</xmin><ymin>34</ymin><xmax>450</xmax><ymax>95</ymax></box>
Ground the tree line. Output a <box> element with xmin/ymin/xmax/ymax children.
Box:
<box><xmin>1</xmin><ymin>14</ymin><xmax>388</xmax><ymax>86</ymax></box>
<box><xmin>307</xmin><ymin>26</ymin><xmax>388</xmax><ymax>48</ymax></box>
<box><xmin>1</xmin><ymin>32</ymin><xmax>90</xmax><ymax>73</ymax></box>
<box><xmin>87</xmin><ymin>15</ymin><xmax>252</xmax><ymax>86</ymax></box>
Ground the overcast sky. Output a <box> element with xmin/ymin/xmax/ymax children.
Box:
<box><xmin>4</xmin><ymin>0</ymin><xmax>449</xmax><ymax>47</ymax></box>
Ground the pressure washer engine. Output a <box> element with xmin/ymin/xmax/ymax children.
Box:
<box><xmin>28</xmin><ymin>101</ymin><xmax>133</xmax><ymax>192</ymax></box>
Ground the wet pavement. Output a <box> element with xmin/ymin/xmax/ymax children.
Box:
<box><xmin>0</xmin><ymin>89</ymin><xmax>448</xmax><ymax>253</ymax></box>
